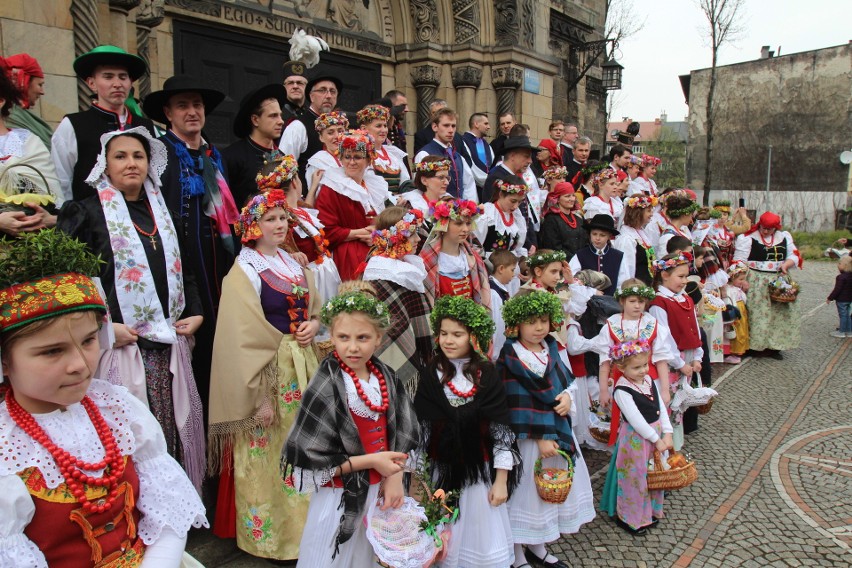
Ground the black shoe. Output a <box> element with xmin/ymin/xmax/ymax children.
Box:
<box><xmin>646</xmin><ymin>517</ymin><xmax>660</xmax><ymax>527</ymax></box>
<box><xmin>766</xmin><ymin>350</ymin><xmax>784</xmax><ymax>360</ymax></box>
<box><xmin>615</xmin><ymin>517</ymin><xmax>647</xmax><ymax>536</ymax></box>
<box><xmin>525</xmin><ymin>547</ymin><xmax>570</xmax><ymax>568</ymax></box>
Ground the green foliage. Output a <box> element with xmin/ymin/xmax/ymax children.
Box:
<box><xmin>430</xmin><ymin>295</ymin><xmax>495</xmax><ymax>352</ymax></box>
<box><xmin>0</xmin><ymin>229</ymin><xmax>103</xmax><ymax>288</ymax></box>
<box><xmin>502</xmin><ymin>290</ymin><xmax>564</xmax><ymax>330</ymax></box>
<box><xmin>791</xmin><ymin>230</ymin><xmax>851</xmax><ymax>260</ymax></box>
<box><xmin>646</xmin><ymin>125</ymin><xmax>686</xmax><ymax>188</ymax></box>
<box><xmin>320</xmin><ymin>291</ymin><xmax>391</xmax><ymax>328</ymax></box>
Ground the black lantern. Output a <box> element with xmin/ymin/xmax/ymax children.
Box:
<box><xmin>601</xmin><ymin>57</ymin><xmax>623</xmax><ymax>90</ymax></box>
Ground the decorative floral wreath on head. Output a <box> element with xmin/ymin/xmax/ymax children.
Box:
<box><xmin>666</xmin><ymin>200</ymin><xmax>701</xmax><ymax>219</ymax></box>
<box><xmin>430</xmin><ymin>199</ymin><xmax>482</xmax><ymax>232</ymax></box>
<box><xmin>709</xmin><ymin>209</ymin><xmax>723</xmax><ymax>219</ymax></box>
<box><xmin>495</xmin><ymin>179</ymin><xmax>527</xmax><ymax>195</ymax></box>
<box><xmin>580</xmin><ymin>162</ymin><xmax>609</xmax><ymax>179</ymax></box>
<box><xmin>338</xmin><ymin>129</ymin><xmax>376</xmax><ymax>160</ymax></box>
<box><xmin>727</xmin><ymin>259</ymin><xmax>749</xmax><ymax>279</ymax></box>
<box><xmin>314</xmin><ymin>111</ymin><xmax>349</xmax><ymax>132</ymax></box>
<box><xmin>430</xmin><ymin>295</ymin><xmax>496</xmax><ymax>356</ymax></box>
<box><xmin>652</xmin><ymin>252</ymin><xmax>693</xmax><ymax>273</ymax></box>
<box><xmin>415</xmin><ymin>158</ymin><xmax>451</xmax><ymax>173</ymax></box>
<box><xmin>624</xmin><ymin>194</ymin><xmax>658</xmax><ymax>209</ymax></box>
<box><xmin>527</xmin><ymin>249</ymin><xmax>567</xmax><ymax>270</ymax></box>
<box><xmin>609</xmin><ymin>338</ymin><xmax>652</xmax><ymax>362</ymax></box>
<box><xmin>371</xmin><ymin>209</ymin><xmax>425</xmax><ymax>259</ymax></box>
<box><xmin>614</xmin><ymin>284</ymin><xmax>656</xmax><ymax>301</ymax></box>
<box><xmin>356</xmin><ymin>104</ymin><xmax>390</xmax><ymax>126</ymax></box>
<box><xmin>255</xmin><ymin>154</ymin><xmax>299</xmax><ymax>192</ymax></box>
<box><xmin>592</xmin><ymin>167</ymin><xmax>618</xmax><ymax>187</ymax></box>
<box><xmin>712</xmin><ymin>200</ymin><xmax>731</xmax><ymax>213</ymax></box>
<box><xmin>502</xmin><ymin>290</ymin><xmax>564</xmax><ymax>338</ymax></box>
<box><xmin>659</xmin><ymin>189</ymin><xmax>690</xmax><ymax>206</ymax></box>
<box><xmin>641</xmin><ymin>154</ymin><xmax>661</xmax><ymax>168</ymax></box>
<box><xmin>627</xmin><ymin>155</ymin><xmax>642</xmax><ymax>166</ymax></box>
<box><xmin>320</xmin><ymin>291</ymin><xmax>391</xmax><ymax>329</ymax></box>
<box><xmin>235</xmin><ymin>189</ymin><xmax>289</xmax><ymax>244</ymax></box>
<box><xmin>543</xmin><ymin>165</ymin><xmax>568</xmax><ymax>182</ymax></box>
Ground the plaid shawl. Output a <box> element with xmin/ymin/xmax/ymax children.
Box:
<box><xmin>371</xmin><ymin>278</ymin><xmax>434</xmax><ymax>397</ymax></box>
<box><xmin>497</xmin><ymin>335</ymin><xmax>576</xmax><ymax>456</ymax></box>
<box><xmin>420</xmin><ymin>234</ymin><xmax>492</xmax><ymax>311</ymax></box>
<box><xmin>281</xmin><ymin>355</ymin><xmax>420</xmax><ymax>555</ymax></box>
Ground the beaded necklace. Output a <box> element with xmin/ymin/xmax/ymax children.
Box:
<box><xmin>334</xmin><ymin>352</ymin><xmax>389</xmax><ymax>413</ymax></box>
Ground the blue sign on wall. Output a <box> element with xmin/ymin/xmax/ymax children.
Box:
<box><xmin>523</xmin><ymin>69</ymin><xmax>541</xmax><ymax>94</ymax></box>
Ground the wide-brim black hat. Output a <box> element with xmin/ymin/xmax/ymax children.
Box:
<box><xmin>583</xmin><ymin>213</ymin><xmax>620</xmax><ymax>236</ymax></box>
<box><xmin>233</xmin><ymin>83</ymin><xmax>287</xmax><ymax>138</ymax></box>
<box><xmin>501</xmin><ymin>135</ymin><xmax>536</xmax><ymax>155</ymax></box>
<box><xmin>305</xmin><ymin>69</ymin><xmax>343</xmax><ymax>97</ymax></box>
<box><xmin>142</xmin><ymin>75</ymin><xmax>226</xmax><ymax>125</ymax></box>
<box><xmin>73</xmin><ymin>45</ymin><xmax>148</xmax><ymax>80</ymax></box>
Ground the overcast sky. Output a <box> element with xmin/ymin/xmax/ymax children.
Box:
<box><xmin>610</xmin><ymin>0</ymin><xmax>851</xmax><ymax>123</ymax></box>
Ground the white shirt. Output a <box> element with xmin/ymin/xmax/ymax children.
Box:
<box><xmin>414</xmin><ymin>139</ymin><xmax>478</xmax><ymax>203</ymax></box>
<box><xmin>612</xmin><ymin>376</ymin><xmax>673</xmax><ymax>443</ymax></box>
<box><xmin>612</xmin><ymin>225</ymin><xmax>653</xmax><ymax>281</ymax></box>
<box><xmin>583</xmin><ymin>195</ymin><xmax>624</xmax><ymax>222</ymax></box>
<box><xmin>568</xmin><ymin>245</ymin><xmax>631</xmax><ymax>292</ymax></box>
<box><xmin>647</xmin><ymin>286</ymin><xmax>704</xmax><ymax>369</ymax></box>
<box><xmin>489</xmin><ymin>279</ymin><xmax>509</xmax><ymax>361</ymax></box>
<box><xmin>472</xmin><ymin>202</ymin><xmax>528</xmax><ymax>257</ymax></box>
<box><xmin>278</xmin><ymin>114</ymin><xmax>311</xmax><ymax>159</ymax></box>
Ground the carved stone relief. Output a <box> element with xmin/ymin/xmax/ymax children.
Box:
<box><xmin>411</xmin><ymin>64</ymin><xmax>441</xmax><ymax>129</ymax></box>
<box><xmin>519</xmin><ymin>0</ymin><xmax>534</xmax><ymax>49</ymax></box>
<box><xmin>452</xmin><ymin>65</ymin><xmax>482</xmax><ymax>89</ymax></box>
<box><xmin>409</xmin><ymin>0</ymin><xmax>440</xmax><ymax>43</ymax></box>
<box><xmin>70</xmin><ymin>0</ymin><xmax>99</xmax><ymax>110</ymax></box>
<box><xmin>452</xmin><ymin>0</ymin><xmax>480</xmax><ymax>45</ymax></box>
<box><xmin>494</xmin><ymin>0</ymin><xmax>518</xmax><ymax>47</ymax></box>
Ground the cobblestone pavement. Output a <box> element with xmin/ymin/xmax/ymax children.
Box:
<box><xmin>187</xmin><ymin>261</ymin><xmax>851</xmax><ymax>567</ymax></box>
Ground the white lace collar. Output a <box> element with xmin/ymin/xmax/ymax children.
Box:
<box><xmin>399</xmin><ymin>190</ymin><xmax>429</xmax><ymax>213</ymax></box>
<box><xmin>436</xmin><ymin>358</ymin><xmax>475</xmax><ymax>405</ymax></box>
<box><xmin>373</xmin><ymin>144</ymin><xmax>408</xmax><ymax>167</ymax></box>
<box><xmin>363</xmin><ymin>255</ymin><xmax>427</xmax><ymax>293</ymax></box>
<box><xmin>512</xmin><ymin>341</ymin><xmax>548</xmax><ymax>376</ymax></box>
<box><xmin>85</xmin><ymin>126</ymin><xmax>168</xmax><ymax>186</ymax></box>
<box><xmin>656</xmin><ymin>285</ymin><xmax>688</xmax><ymax>303</ymax></box>
<box><xmin>0</xmin><ymin>128</ymin><xmax>31</xmax><ymax>157</ymax></box>
<box><xmin>238</xmin><ymin>246</ymin><xmax>303</xmax><ymax>276</ymax></box>
<box><xmin>341</xmin><ymin>368</ymin><xmax>383</xmax><ymax>421</ymax></box>
<box><xmin>321</xmin><ymin>167</ymin><xmax>391</xmax><ymax>214</ymax></box>
<box><xmin>484</xmin><ymin>202</ymin><xmax>523</xmax><ymax>235</ymax></box>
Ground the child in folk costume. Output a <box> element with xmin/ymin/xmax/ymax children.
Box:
<box><xmin>400</xmin><ymin>156</ymin><xmax>453</xmax><ymax>240</ymax></box>
<box><xmin>208</xmin><ymin>188</ymin><xmax>321</xmax><ymax>560</ymax></box>
<box><xmin>655</xmin><ymin>194</ymin><xmax>700</xmax><ymax>259</ymax></box>
<box><xmin>486</xmin><ymin>249</ymin><xmax>519</xmax><ymax>360</ymax></box>
<box><xmin>708</xmin><ymin>201</ymin><xmax>737</xmax><ymax>269</ymax></box>
<box><xmin>497</xmin><ymin>291</ymin><xmax>595</xmax><ymax>568</ymax></box>
<box><xmin>357</xmin><ymin>104</ymin><xmax>410</xmax><ymax>194</ymax></box>
<box><xmin>413</xmin><ymin>296</ymin><xmax>521</xmax><ymax>568</ymax></box>
<box><xmin>305</xmin><ymin>111</ymin><xmax>349</xmax><ymax>205</ymax></box>
<box><xmin>582</xmin><ymin>168</ymin><xmax>623</xmax><ymax>223</ymax></box>
<box><xmin>626</xmin><ymin>154</ymin><xmax>661</xmax><ymax>197</ymax></box>
<box><xmin>612</xmin><ymin>194</ymin><xmax>659</xmax><ymax>285</ymax></box>
<box><xmin>599</xmin><ymin>340</ymin><xmax>673</xmax><ymax>536</ymax></box>
<box><xmin>647</xmin><ymin>253</ymin><xmax>703</xmax><ymax>451</ymax></box>
<box><xmin>723</xmin><ymin>260</ymin><xmax>750</xmax><ymax>363</ymax></box>
<box><xmin>282</xmin><ymin>291</ymin><xmax>420</xmax><ymax>567</ymax></box>
<box><xmin>0</xmin><ymin>231</ymin><xmax>206</xmax><ymax>567</ymax></box>
<box><xmin>473</xmin><ymin>176</ymin><xmax>529</xmax><ymax>258</ymax></box>
<box><xmin>420</xmin><ymin>198</ymin><xmax>491</xmax><ymax>308</ymax></box>
<box><xmin>568</xmin><ymin>214</ymin><xmax>630</xmax><ymax>296</ymax></box>
<box><xmin>362</xmin><ymin>207</ymin><xmax>434</xmax><ymax>396</ymax></box>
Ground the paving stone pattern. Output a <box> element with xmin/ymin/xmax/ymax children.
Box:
<box><xmin>187</xmin><ymin>262</ymin><xmax>852</xmax><ymax>567</ymax></box>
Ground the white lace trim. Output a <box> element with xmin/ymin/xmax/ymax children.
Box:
<box><xmin>437</xmin><ymin>250</ymin><xmax>470</xmax><ymax>277</ymax></box>
<box><xmin>342</xmin><ymin>369</ymin><xmax>383</xmax><ymax>421</ymax></box>
<box><xmin>482</xmin><ymin>202</ymin><xmax>524</xmax><ymax>238</ymax></box>
<box><xmin>290</xmin><ymin>466</ymin><xmax>336</xmax><ymax>495</ymax></box>
<box><xmin>512</xmin><ymin>341</ymin><xmax>548</xmax><ymax>376</ymax></box>
<box><xmin>607</xmin><ymin>314</ymin><xmax>656</xmax><ymax>342</ymax></box>
<box><xmin>84</xmin><ymin>126</ymin><xmax>168</xmax><ymax>185</ymax></box>
<box><xmin>321</xmin><ymin>167</ymin><xmax>391</xmax><ymax>214</ymax></box>
<box><xmin>0</xmin><ymin>129</ymin><xmax>30</xmax><ymax>158</ymax></box>
<box><xmin>0</xmin><ymin>380</ymin><xmax>136</xmax><ymax>487</ymax></box>
<box><xmin>238</xmin><ymin>246</ymin><xmax>303</xmax><ymax>277</ymax></box>
<box><xmin>437</xmin><ymin>358</ymin><xmax>474</xmax><ymax>406</ymax></box>
<box><xmin>363</xmin><ymin>255</ymin><xmax>427</xmax><ymax>293</ymax></box>
<box><xmin>0</xmin><ymin>534</ymin><xmax>46</xmax><ymax>568</ymax></box>
<box><xmin>135</xmin><ymin>453</ymin><xmax>208</xmax><ymax>543</ymax></box>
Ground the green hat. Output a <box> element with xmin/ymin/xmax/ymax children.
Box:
<box><xmin>73</xmin><ymin>45</ymin><xmax>148</xmax><ymax>81</ymax></box>
<box><xmin>501</xmin><ymin>290</ymin><xmax>564</xmax><ymax>338</ymax></box>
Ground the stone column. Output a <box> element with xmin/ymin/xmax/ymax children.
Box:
<box><xmin>108</xmin><ymin>0</ymin><xmax>141</xmax><ymax>49</ymax></box>
<box><xmin>452</xmin><ymin>65</ymin><xmax>482</xmax><ymax>125</ymax></box>
<box><xmin>70</xmin><ymin>0</ymin><xmax>100</xmax><ymax>111</ymax></box>
<box><xmin>136</xmin><ymin>0</ymin><xmax>165</xmax><ymax>99</ymax></box>
<box><xmin>411</xmin><ymin>64</ymin><xmax>442</xmax><ymax>130</ymax></box>
<box><xmin>491</xmin><ymin>65</ymin><xmax>523</xmax><ymax>118</ymax></box>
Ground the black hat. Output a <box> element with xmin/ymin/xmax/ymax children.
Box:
<box><xmin>282</xmin><ymin>60</ymin><xmax>308</xmax><ymax>80</ymax></box>
<box><xmin>501</xmin><ymin>135</ymin><xmax>536</xmax><ymax>155</ymax></box>
<box><xmin>142</xmin><ymin>75</ymin><xmax>226</xmax><ymax>125</ymax></box>
<box><xmin>73</xmin><ymin>45</ymin><xmax>148</xmax><ymax>80</ymax></box>
<box><xmin>583</xmin><ymin>214</ymin><xmax>620</xmax><ymax>237</ymax></box>
<box><xmin>233</xmin><ymin>83</ymin><xmax>287</xmax><ymax>138</ymax></box>
<box><xmin>305</xmin><ymin>69</ymin><xmax>343</xmax><ymax>98</ymax></box>
<box><xmin>685</xmin><ymin>280</ymin><xmax>703</xmax><ymax>306</ymax></box>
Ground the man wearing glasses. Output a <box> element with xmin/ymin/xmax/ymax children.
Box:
<box><xmin>279</xmin><ymin>72</ymin><xmax>343</xmax><ymax>191</ymax></box>
<box><xmin>281</xmin><ymin>61</ymin><xmax>309</xmax><ymax>122</ymax></box>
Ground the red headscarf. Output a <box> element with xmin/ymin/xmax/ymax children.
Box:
<box><xmin>744</xmin><ymin>211</ymin><xmax>782</xmax><ymax>236</ymax></box>
<box><xmin>537</xmin><ymin>139</ymin><xmax>560</xmax><ymax>166</ymax></box>
<box><xmin>0</xmin><ymin>54</ymin><xmax>43</xmax><ymax>109</ymax></box>
<box><xmin>544</xmin><ymin>181</ymin><xmax>578</xmax><ymax>216</ymax></box>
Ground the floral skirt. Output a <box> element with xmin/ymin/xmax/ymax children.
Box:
<box><xmin>234</xmin><ymin>336</ymin><xmax>319</xmax><ymax>560</ymax></box>
<box><xmin>746</xmin><ymin>269</ymin><xmax>800</xmax><ymax>351</ymax></box>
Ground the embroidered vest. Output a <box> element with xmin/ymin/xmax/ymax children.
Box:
<box><xmin>607</xmin><ymin>319</ymin><xmax>659</xmax><ymax>380</ymax></box>
<box><xmin>634</xmin><ymin>241</ymin><xmax>654</xmax><ymax>285</ymax></box>
<box><xmin>649</xmin><ymin>295</ymin><xmax>702</xmax><ymax>351</ymax></box>
<box><xmin>438</xmin><ymin>274</ymin><xmax>473</xmax><ymax>299</ymax></box>
<box><xmin>574</xmin><ymin>246</ymin><xmax>624</xmax><ymax>296</ymax></box>
<box><xmin>489</xmin><ymin>277</ymin><xmax>509</xmax><ymax>303</ymax></box>
<box><xmin>747</xmin><ymin>238</ymin><xmax>787</xmax><ymax>263</ymax></box>
<box><xmin>258</xmin><ymin>268</ymin><xmax>310</xmax><ymax>335</ymax></box>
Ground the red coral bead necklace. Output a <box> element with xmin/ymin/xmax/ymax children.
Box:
<box><xmin>334</xmin><ymin>352</ymin><xmax>389</xmax><ymax>413</ymax></box>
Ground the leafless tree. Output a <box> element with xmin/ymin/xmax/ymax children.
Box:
<box><xmin>603</xmin><ymin>0</ymin><xmax>646</xmax><ymax>146</ymax></box>
<box><xmin>697</xmin><ymin>0</ymin><xmax>746</xmax><ymax>204</ymax></box>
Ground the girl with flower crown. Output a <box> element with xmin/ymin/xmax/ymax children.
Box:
<box><xmin>497</xmin><ymin>291</ymin><xmax>595</xmax><ymax>568</ymax></box>
<box><xmin>626</xmin><ymin>154</ymin><xmax>661</xmax><ymax>197</ymax></box>
<box><xmin>401</xmin><ymin>156</ymin><xmax>456</xmax><ymax>242</ymax></box>
<box><xmin>538</xmin><ymin>181</ymin><xmax>589</xmax><ymax>260</ymax></box>
<box><xmin>0</xmin><ymin>230</ymin><xmax>207</xmax><ymax>567</ymax></box>
<box><xmin>304</xmin><ymin>111</ymin><xmax>349</xmax><ymax>204</ymax></box>
<box><xmin>282</xmin><ymin>289</ymin><xmax>420</xmax><ymax>567</ymax></box>
<box><xmin>420</xmin><ymin>198</ymin><xmax>491</xmax><ymax>309</ymax></box>
<box><xmin>413</xmin><ymin>295</ymin><xmax>520</xmax><ymax>568</ymax></box>
<box><xmin>472</xmin><ymin>174</ymin><xmax>528</xmax><ymax>260</ymax></box>
<box><xmin>582</xmin><ymin>168</ymin><xmax>624</xmax><ymax>223</ymax></box>
<box><xmin>612</xmin><ymin>194</ymin><xmax>659</xmax><ymax>285</ymax></box>
<box><xmin>208</xmin><ymin>188</ymin><xmax>321</xmax><ymax>560</ymax></box>
<box><xmin>315</xmin><ymin>129</ymin><xmax>394</xmax><ymax>281</ymax></box>
<box><xmin>357</xmin><ymin>104</ymin><xmax>410</xmax><ymax>194</ymax></box>
<box><xmin>655</xmin><ymin>193</ymin><xmax>700</xmax><ymax>258</ymax></box>
<box><xmin>362</xmin><ymin>206</ymin><xmax>434</xmax><ymax>396</ymax></box>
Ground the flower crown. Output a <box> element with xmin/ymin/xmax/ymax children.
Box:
<box><xmin>659</xmin><ymin>189</ymin><xmax>690</xmax><ymax>205</ymax></box>
<box><xmin>543</xmin><ymin>166</ymin><xmax>568</xmax><ymax>181</ymax></box>
<box><xmin>609</xmin><ymin>338</ymin><xmax>651</xmax><ymax>362</ymax></box>
<box><xmin>430</xmin><ymin>295</ymin><xmax>495</xmax><ymax>355</ymax></box>
<box><xmin>580</xmin><ymin>162</ymin><xmax>609</xmax><ymax>179</ymax></box>
<box><xmin>255</xmin><ymin>154</ymin><xmax>299</xmax><ymax>192</ymax></box>
<box><xmin>314</xmin><ymin>111</ymin><xmax>349</xmax><ymax>132</ymax></box>
<box><xmin>666</xmin><ymin>200</ymin><xmax>700</xmax><ymax>219</ymax></box>
<box><xmin>727</xmin><ymin>260</ymin><xmax>749</xmax><ymax>279</ymax></box>
<box><xmin>235</xmin><ymin>189</ymin><xmax>289</xmax><ymax>244</ymax></box>
<box><xmin>371</xmin><ymin>209</ymin><xmax>425</xmax><ymax>259</ymax></box>
<box><xmin>628</xmin><ymin>155</ymin><xmax>642</xmax><ymax>165</ymax></box>
<box><xmin>356</xmin><ymin>104</ymin><xmax>390</xmax><ymax>125</ymax></box>
<box><xmin>614</xmin><ymin>284</ymin><xmax>656</xmax><ymax>301</ymax></box>
<box><xmin>502</xmin><ymin>290</ymin><xmax>564</xmax><ymax>338</ymax></box>
<box><xmin>712</xmin><ymin>200</ymin><xmax>731</xmax><ymax>212</ymax></box>
<box><xmin>641</xmin><ymin>154</ymin><xmax>661</xmax><ymax>168</ymax></box>
<box><xmin>527</xmin><ymin>249</ymin><xmax>567</xmax><ymax>270</ymax></box>
<box><xmin>652</xmin><ymin>252</ymin><xmax>693</xmax><ymax>273</ymax></box>
<box><xmin>592</xmin><ymin>168</ymin><xmax>618</xmax><ymax>186</ymax></box>
<box><xmin>430</xmin><ymin>199</ymin><xmax>481</xmax><ymax>227</ymax></box>
<box><xmin>415</xmin><ymin>158</ymin><xmax>451</xmax><ymax>173</ymax></box>
<box><xmin>338</xmin><ymin>129</ymin><xmax>376</xmax><ymax>159</ymax></box>
<box><xmin>624</xmin><ymin>194</ymin><xmax>658</xmax><ymax>209</ymax></box>
<box><xmin>320</xmin><ymin>291</ymin><xmax>391</xmax><ymax>328</ymax></box>
<box><xmin>495</xmin><ymin>179</ymin><xmax>527</xmax><ymax>195</ymax></box>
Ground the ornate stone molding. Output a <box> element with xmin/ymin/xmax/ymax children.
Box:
<box><xmin>411</xmin><ymin>64</ymin><xmax>442</xmax><ymax>129</ymax></box>
<box><xmin>519</xmin><ymin>0</ymin><xmax>535</xmax><ymax>49</ymax></box>
<box><xmin>453</xmin><ymin>0</ymin><xmax>480</xmax><ymax>45</ymax></box>
<box><xmin>491</xmin><ymin>65</ymin><xmax>523</xmax><ymax>116</ymax></box>
<box><xmin>136</xmin><ymin>0</ymin><xmax>165</xmax><ymax>98</ymax></box>
<box><xmin>70</xmin><ymin>0</ymin><xmax>100</xmax><ymax>111</ymax></box>
<box><xmin>409</xmin><ymin>0</ymin><xmax>439</xmax><ymax>43</ymax></box>
<box><xmin>452</xmin><ymin>65</ymin><xmax>482</xmax><ymax>89</ymax></box>
<box><xmin>495</xmin><ymin>0</ymin><xmax>534</xmax><ymax>48</ymax></box>
<box><xmin>109</xmin><ymin>0</ymin><xmax>142</xmax><ymax>12</ymax></box>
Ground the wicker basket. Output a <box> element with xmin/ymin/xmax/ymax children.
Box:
<box><xmin>695</xmin><ymin>398</ymin><xmax>715</xmax><ymax>415</ymax></box>
<box><xmin>314</xmin><ymin>339</ymin><xmax>335</xmax><ymax>360</ymax></box>
<box><xmin>647</xmin><ymin>451</ymin><xmax>698</xmax><ymax>491</ymax></box>
<box><xmin>768</xmin><ymin>275</ymin><xmax>799</xmax><ymax>303</ymax></box>
<box><xmin>589</xmin><ymin>426</ymin><xmax>611</xmax><ymax>444</ymax></box>
<box><xmin>534</xmin><ymin>449</ymin><xmax>574</xmax><ymax>504</ymax></box>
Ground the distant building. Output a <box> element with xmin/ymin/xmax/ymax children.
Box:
<box><xmin>606</xmin><ymin>115</ymin><xmax>687</xmax><ymax>188</ymax></box>
<box><xmin>680</xmin><ymin>42</ymin><xmax>852</xmax><ymax>231</ymax></box>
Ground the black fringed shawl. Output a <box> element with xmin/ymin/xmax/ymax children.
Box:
<box><xmin>281</xmin><ymin>355</ymin><xmax>420</xmax><ymax>555</ymax></box>
<box><xmin>413</xmin><ymin>361</ymin><xmax>521</xmax><ymax>496</ymax></box>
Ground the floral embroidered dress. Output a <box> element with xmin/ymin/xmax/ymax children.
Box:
<box><xmin>208</xmin><ymin>247</ymin><xmax>320</xmax><ymax>560</ymax></box>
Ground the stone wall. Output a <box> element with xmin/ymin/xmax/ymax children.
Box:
<box><xmin>685</xmin><ymin>43</ymin><xmax>852</xmax><ymax>231</ymax></box>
